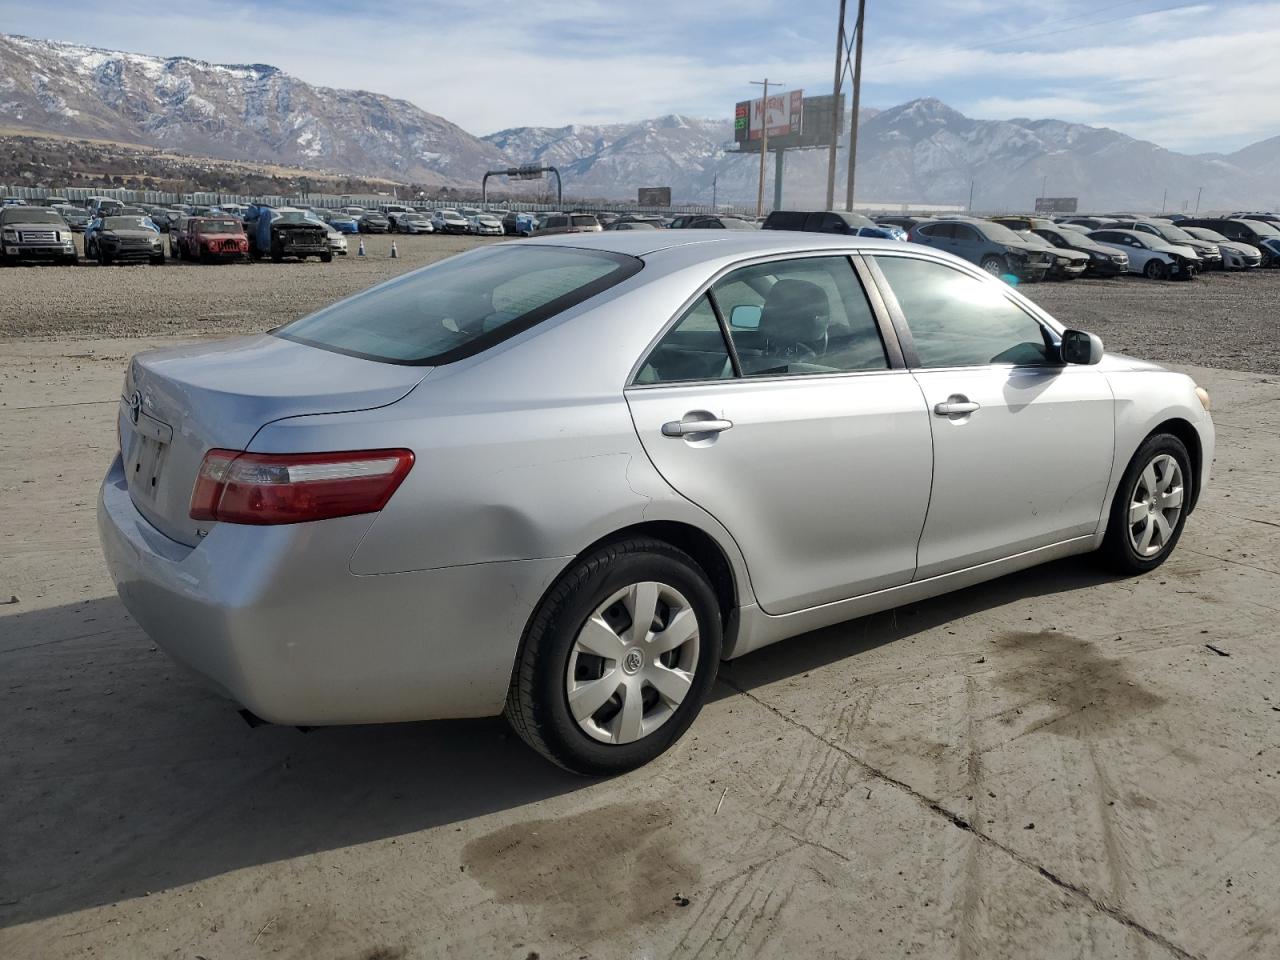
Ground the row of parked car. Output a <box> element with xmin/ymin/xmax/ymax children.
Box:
<box><xmin>0</xmin><ymin>196</ymin><xmax>346</xmax><ymax>266</ymax></box>
<box><xmin>753</xmin><ymin>208</ymin><xmax>1280</xmax><ymax>283</ymax></box>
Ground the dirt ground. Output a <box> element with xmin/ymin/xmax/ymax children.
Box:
<box><xmin>2</xmin><ymin>257</ymin><xmax>1280</xmax><ymax>959</ymax></box>
<box><xmin>2</xmin><ymin>231</ymin><xmax>1280</xmax><ymax>376</ymax></box>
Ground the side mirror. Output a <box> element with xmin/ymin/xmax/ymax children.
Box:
<box><xmin>1061</xmin><ymin>329</ymin><xmax>1104</xmax><ymax>365</ymax></box>
<box><xmin>729</xmin><ymin>304</ymin><xmax>763</xmax><ymax>330</ymax></box>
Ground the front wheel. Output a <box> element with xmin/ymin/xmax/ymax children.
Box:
<box><xmin>320</xmin><ymin>251</ymin><xmax>333</xmax><ymax>263</ymax></box>
<box><xmin>980</xmin><ymin>255</ymin><xmax>1007</xmax><ymax>277</ymax></box>
<box><xmin>1144</xmin><ymin>258</ymin><xmax>1168</xmax><ymax>280</ymax></box>
<box><xmin>505</xmin><ymin>538</ymin><xmax>722</xmax><ymax>775</ymax></box>
<box><xmin>1099</xmin><ymin>433</ymin><xmax>1192</xmax><ymax>574</ymax></box>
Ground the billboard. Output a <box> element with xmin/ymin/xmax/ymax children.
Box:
<box><xmin>734</xmin><ymin>89</ymin><xmax>803</xmax><ymax>141</ymax></box>
<box><xmin>1035</xmin><ymin>196</ymin><xmax>1078</xmax><ymax>213</ymax></box>
<box><xmin>638</xmin><ymin>186</ymin><xmax>672</xmax><ymax>206</ymax></box>
<box><xmin>733</xmin><ymin>93</ymin><xmax>841</xmax><ymax>152</ymax></box>
<box><xmin>505</xmin><ymin>164</ymin><xmax>545</xmax><ymax>180</ymax></box>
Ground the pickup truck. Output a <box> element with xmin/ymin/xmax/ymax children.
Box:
<box><xmin>0</xmin><ymin>205</ymin><xmax>78</xmax><ymax>265</ymax></box>
<box><xmin>244</xmin><ymin>205</ymin><xmax>331</xmax><ymax>262</ymax></box>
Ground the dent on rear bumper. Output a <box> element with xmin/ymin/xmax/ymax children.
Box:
<box><xmin>97</xmin><ymin>456</ymin><xmax>567</xmax><ymax>725</ymax></box>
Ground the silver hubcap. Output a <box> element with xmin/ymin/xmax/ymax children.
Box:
<box><xmin>1128</xmin><ymin>454</ymin><xmax>1184</xmax><ymax>558</ymax></box>
<box><xmin>566</xmin><ymin>581</ymin><xmax>700</xmax><ymax>745</ymax></box>
<box><xmin>983</xmin><ymin>258</ymin><xmax>1003</xmax><ymax>275</ymax></box>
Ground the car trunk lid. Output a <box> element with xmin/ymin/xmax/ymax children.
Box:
<box><xmin>120</xmin><ymin>334</ymin><xmax>429</xmax><ymax>546</ymax></box>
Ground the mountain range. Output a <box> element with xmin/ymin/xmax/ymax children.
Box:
<box><xmin>1</xmin><ymin>33</ymin><xmax>1275</xmax><ymax>212</ymax></box>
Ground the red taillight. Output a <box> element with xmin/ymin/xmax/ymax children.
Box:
<box><xmin>189</xmin><ymin>448</ymin><xmax>414</xmax><ymax>525</ymax></box>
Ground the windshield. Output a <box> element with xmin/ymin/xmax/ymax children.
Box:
<box><xmin>276</xmin><ymin>211</ymin><xmax>312</xmax><ymax>223</ymax></box>
<box><xmin>195</xmin><ymin>219</ymin><xmax>242</xmax><ymax>233</ymax></box>
<box><xmin>1184</xmin><ymin>227</ymin><xmax>1227</xmax><ymax>242</ymax></box>
<box><xmin>1242</xmin><ymin>219</ymin><xmax>1280</xmax><ymax>236</ymax></box>
<box><xmin>1151</xmin><ymin>223</ymin><xmax>1195</xmax><ymax>243</ymax></box>
<box><xmin>103</xmin><ymin>216</ymin><xmax>152</xmax><ymax>230</ymax></box>
<box><xmin>2</xmin><ymin>208</ymin><xmax>65</xmax><ymax>224</ymax></box>
<box><xmin>977</xmin><ymin>221</ymin><xmax>1024</xmax><ymax>244</ymax></box>
<box><xmin>1016</xmin><ymin>230</ymin><xmax>1050</xmax><ymax>246</ymax></box>
<box><xmin>276</xmin><ymin>245</ymin><xmax>642</xmax><ymax>364</ymax></box>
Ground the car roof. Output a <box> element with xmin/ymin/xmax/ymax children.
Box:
<box><xmin>519</xmin><ymin>229</ymin><xmax>909</xmax><ymax>260</ymax></box>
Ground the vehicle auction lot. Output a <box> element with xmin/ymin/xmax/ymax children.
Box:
<box><xmin>2</xmin><ymin>238</ymin><xmax>1279</xmax><ymax>959</ymax></box>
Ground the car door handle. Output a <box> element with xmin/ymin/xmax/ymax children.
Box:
<box><xmin>661</xmin><ymin>417</ymin><xmax>734</xmax><ymax>437</ymax></box>
<box><xmin>933</xmin><ymin>396</ymin><xmax>980</xmax><ymax>417</ymax></box>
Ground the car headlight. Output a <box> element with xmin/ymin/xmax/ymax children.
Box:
<box><xmin>2</xmin><ymin>230</ymin><xmax>15</xmax><ymax>241</ymax></box>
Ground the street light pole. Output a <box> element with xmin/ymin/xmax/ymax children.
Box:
<box><xmin>750</xmin><ymin>78</ymin><xmax>779</xmax><ymax>218</ymax></box>
<box><xmin>845</xmin><ymin>0</ymin><xmax>866</xmax><ymax>211</ymax></box>
<box><xmin>1195</xmin><ymin>186</ymin><xmax>1202</xmax><ymax>215</ymax></box>
<box><xmin>825</xmin><ymin>0</ymin><xmax>847</xmax><ymax>210</ymax></box>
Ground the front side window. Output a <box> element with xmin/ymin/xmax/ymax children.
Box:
<box><xmin>874</xmin><ymin>255</ymin><xmax>1052</xmax><ymax>368</ymax></box>
<box><xmin>277</xmin><ymin>245</ymin><xmax>641</xmax><ymax>364</ymax></box>
<box><xmin>711</xmin><ymin>256</ymin><xmax>888</xmax><ymax>377</ymax></box>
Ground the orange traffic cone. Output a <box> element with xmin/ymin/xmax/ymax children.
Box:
<box><xmin>357</xmin><ymin>238</ymin><xmax>366</xmax><ymax>257</ymax></box>
<box><xmin>390</xmin><ymin>240</ymin><xmax>399</xmax><ymax>259</ymax></box>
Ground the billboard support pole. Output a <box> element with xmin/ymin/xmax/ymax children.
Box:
<box><xmin>845</xmin><ymin>0</ymin><xmax>865</xmax><ymax>211</ymax></box>
<box><xmin>749</xmin><ymin>78</ymin><xmax>776</xmax><ymax>217</ymax></box>
<box><xmin>825</xmin><ymin>0</ymin><xmax>847</xmax><ymax>209</ymax></box>
<box><xmin>774</xmin><ymin>147</ymin><xmax>784</xmax><ymax>212</ymax></box>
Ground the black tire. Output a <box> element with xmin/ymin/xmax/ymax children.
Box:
<box><xmin>270</xmin><ymin>242</ymin><xmax>283</xmax><ymax>263</ymax></box>
<box><xmin>62</xmin><ymin>254</ymin><xmax>78</xmax><ymax>266</ymax></box>
<box><xmin>1099</xmin><ymin>432</ymin><xmax>1193</xmax><ymax>575</ymax></box>
<box><xmin>1144</xmin><ymin>258</ymin><xmax>1168</xmax><ymax>280</ymax></box>
<box><xmin>980</xmin><ymin>255</ymin><xmax>1006</xmax><ymax>277</ymax></box>
<box><xmin>98</xmin><ymin>246</ymin><xmax>111</xmax><ymax>266</ymax></box>
<box><xmin>320</xmin><ymin>251</ymin><xmax>333</xmax><ymax>263</ymax></box>
<box><xmin>504</xmin><ymin>538</ymin><xmax>723</xmax><ymax>776</ymax></box>
<box><xmin>150</xmin><ymin>255</ymin><xmax>165</xmax><ymax>266</ymax></box>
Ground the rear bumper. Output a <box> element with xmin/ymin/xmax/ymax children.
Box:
<box><xmin>97</xmin><ymin>455</ymin><xmax>567</xmax><ymax>725</ymax></box>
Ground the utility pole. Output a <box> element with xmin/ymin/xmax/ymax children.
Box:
<box><xmin>712</xmin><ymin>171</ymin><xmax>717</xmax><ymax>211</ymax></box>
<box><xmin>845</xmin><ymin>0</ymin><xmax>866</xmax><ymax>211</ymax></box>
<box><xmin>968</xmin><ymin>178</ymin><xmax>975</xmax><ymax>213</ymax></box>
<box><xmin>750</xmin><ymin>78</ymin><xmax>779</xmax><ymax>217</ymax></box>
<box><xmin>1160</xmin><ymin>187</ymin><xmax>1167</xmax><ymax>214</ymax></box>
<box><xmin>824</xmin><ymin>0</ymin><xmax>847</xmax><ymax>209</ymax></box>
<box><xmin>1195</xmin><ymin>186</ymin><xmax>1202</xmax><ymax>215</ymax></box>
<box><xmin>1040</xmin><ymin>174</ymin><xmax>1047</xmax><ymax>205</ymax></box>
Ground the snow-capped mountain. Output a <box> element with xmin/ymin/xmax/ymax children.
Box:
<box><xmin>1</xmin><ymin>33</ymin><xmax>1275</xmax><ymax>210</ymax></box>
<box><xmin>0</xmin><ymin>34</ymin><xmax>504</xmax><ymax>185</ymax></box>
<box><xmin>486</xmin><ymin>98</ymin><xmax>1272</xmax><ymax>211</ymax></box>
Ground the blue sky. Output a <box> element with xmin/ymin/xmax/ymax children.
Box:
<box><xmin>3</xmin><ymin>0</ymin><xmax>1277</xmax><ymax>152</ymax></box>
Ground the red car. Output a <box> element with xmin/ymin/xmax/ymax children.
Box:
<box><xmin>172</xmin><ymin>216</ymin><xmax>249</xmax><ymax>262</ymax></box>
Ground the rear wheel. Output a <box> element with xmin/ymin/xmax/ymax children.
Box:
<box><xmin>980</xmin><ymin>255</ymin><xmax>1007</xmax><ymax>276</ymax></box>
<box><xmin>1100</xmin><ymin>433</ymin><xmax>1192</xmax><ymax>574</ymax></box>
<box><xmin>505</xmin><ymin>538</ymin><xmax>722</xmax><ymax>775</ymax></box>
<box><xmin>1144</xmin><ymin>258</ymin><xmax>1168</xmax><ymax>280</ymax></box>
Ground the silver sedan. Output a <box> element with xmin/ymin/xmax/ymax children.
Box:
<box><xmin>98</xmin><ymin>232</ymin><xmax>1214</xmax><ymax>774</ymax></box>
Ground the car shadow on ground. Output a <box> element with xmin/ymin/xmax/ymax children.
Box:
<box><xmin>0</xmin><ymin>554</ymin><xmax>1112</xmax><ymax>928</ymax></box>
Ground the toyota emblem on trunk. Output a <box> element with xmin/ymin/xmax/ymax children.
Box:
<box><xmin>127</xmin><ymin>390</ymin><xmax>142</xmax><ymax>424</ymax></box>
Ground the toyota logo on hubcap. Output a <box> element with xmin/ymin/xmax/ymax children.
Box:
<box><xmin>622</xmin><ymin>649</ymin><xmax>644</xmax><ymax>674</ymax></box>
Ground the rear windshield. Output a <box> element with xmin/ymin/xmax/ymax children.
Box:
<box><xmin>1241</xmin><ymin>219</ymin><xmax>1280</xmax><ymax>236</ymax></box>
<box><xmin>276</xmin><ymin>245</ymin><xmax>643</xmax><ymax>365</ymax></box>
<box><xmin>571</xmin><ymin>215</ymin><xmax>598</xmax><ymax>226</ymax></box>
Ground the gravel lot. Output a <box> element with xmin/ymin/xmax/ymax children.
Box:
<box><xmin>2</xmin><ymin>233</ymin><xmax>1279</xmax><ymax>375</ymax></box>
<box><xmin>3</xmin><ymin>230</ymin><xmax>1280</xmax><ymax>958</ymax></box>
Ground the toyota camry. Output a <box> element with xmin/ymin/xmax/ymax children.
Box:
<box><xmin>98</xmin><ymin>231</ymin><xmax>1214</xmax><ymax>774</ymax></box>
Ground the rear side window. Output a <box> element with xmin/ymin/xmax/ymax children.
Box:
<box><xmin>874</xmin><ymin>256</ymin><xmax>1052</xmax><ymax>368</ymax></box>
<box><xmin>764</xmin><ymin>211</ymin><xmax>806</xmax><ymax>230</ymax></box>
<box><xmin>277</xmin><ymin>245</ymin><xmax>641</xmax><ymax>365</ymax></box>
<box><xmin>635</xmin><ymin>296</ymin><xmax>733</xmax><ymax>384</ymax></box>
<box><xmin>713</xmin><ymin>256</ymin><xmax>888</xmax><ymax>377</ymax></box>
